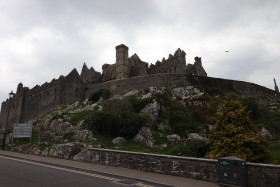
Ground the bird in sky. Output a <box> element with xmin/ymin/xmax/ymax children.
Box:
<box><xmin>225</xmin><ymin>51</ymin><xmax>229</xmax><ymax>52</ymax></box>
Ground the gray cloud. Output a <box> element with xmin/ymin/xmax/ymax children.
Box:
<box><xmin>0</xmin><ymin>0</ymin><xmax>280</xmax><ymax>104</ymax></box>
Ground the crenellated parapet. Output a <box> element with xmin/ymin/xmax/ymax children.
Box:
<box><xmin>148</xmin><ymin>48</ymin><xmax>187</xmax><ymax>75</ymax></box>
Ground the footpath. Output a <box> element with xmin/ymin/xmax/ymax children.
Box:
<box><xmin>0</xmin><ymin>150</ymin><xmax>218</xmax><ymax>187</ymax></box>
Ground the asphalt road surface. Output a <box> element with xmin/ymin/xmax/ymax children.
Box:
<box><xmin>0</xmin><ymin>155</ymin><xmax>170</xmax><ymax>187</ymax></box>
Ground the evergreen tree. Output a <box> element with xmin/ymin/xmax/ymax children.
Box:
<box><xmin>206</xmin><ymin>99</ymin><xmax>275</xmax><ymax>163</ymax></box>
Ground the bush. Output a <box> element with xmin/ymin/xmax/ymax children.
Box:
<box><xmin>86</xmin><ymin>98</ymin><xmax>151</xmax><ymax>138</ymax></box>
<box><xmin>86</xmin><ymin>111</ymin><xmax>117</xmax><ymax>136</ymax></box>
<box><xmin>206</xmin><ymin>99</ymin><xmax>276</xmax><ymax>163</ymax></box>
<box><xmin>119</xmin><ymin>113</ymin><xmax>150</xmax><ymax>138</ymax></box>
<box><xmin>241</xmin><ymin>98</ymin><xmax>260</xmax><ymax>120</ymax></box>
<box><xmin>88</xmin><ymin>89</ymin><xmax>111</xmax><ymax>103</ymax></box>
<box><xmin>102</xmin><ymin>98</ymin><xmax>132</xmax><ymax>118</ymax></box>
<box><xmin>189</xmin><ymin>140</ymin><xmax>210</xmax><ymax>158</ymax></box>
<box><xmin>127</xmin><ymin>95</ymin><xmax>152</xmax><ymax>113</ymax></box>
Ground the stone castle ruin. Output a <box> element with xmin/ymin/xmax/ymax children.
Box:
<box><xmin>0</xmin><ymin>44</ymin><xmax>207</xmax><ymax>129</ymax></box>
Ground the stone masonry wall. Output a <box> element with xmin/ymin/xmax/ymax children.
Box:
<box><xmin>85</xmin><ymin>73</ymin><xmax>190</xmax><ymax>98</ymax></box>
<box><xmin>1</xmin><ymin>73</ymin><xmax>277</xmax><ymax>130</ymax></box>
<box><xmin>74</xmin><ymin>148</ymin><xmax>219</xmax><ymax>182</ymax></box>
<box><xmin>74</xmin><ymin>148</ymin><xmax>280</xmax><ymax>186</ymax></box>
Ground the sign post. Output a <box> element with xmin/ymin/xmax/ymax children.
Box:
<box><xmin>12</xmin><ymin>124</ymin><xmax>33</xmax><ymax>143</ymax></box>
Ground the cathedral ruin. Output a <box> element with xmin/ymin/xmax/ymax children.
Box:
<box><xmin>0</xmin><ymin>44</ymin><xmax>207</xmax><ymax>129</ymax></box>
<box><xmin>81</xmin><ymin>44</ymin><xmax>207</xmax><ymax>84</ymax></box>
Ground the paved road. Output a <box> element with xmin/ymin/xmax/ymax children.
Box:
<box><xmin>0</xmin><ymin>155</ymin><xmax>167</xmax><ymax>187</ymax></box>
<box><xmin>0</xmin><ymin>151</ymin><xmax>219</xmax><ymax>187</ymax></box>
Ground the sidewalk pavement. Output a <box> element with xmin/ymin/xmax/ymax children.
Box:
<box><xmin>0</xmin><ymin>150</ymin><xmax>219</xmax><ymax>187</ymax></box>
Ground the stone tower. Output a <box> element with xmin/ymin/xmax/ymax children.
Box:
<box><xmin>274</xmin><ymin>78</ymin><xmax>279</xmax><ymax>93</ymax></box>
<box><xmin>116</xmin><ymin>44</ymin><xmax>129</xmax><ymax>79</ymax></box>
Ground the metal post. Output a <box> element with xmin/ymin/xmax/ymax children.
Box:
<box><xmin>2</xmin><ymin>92</ymin><xmax>13</xmax><ymax>150</ymax></box>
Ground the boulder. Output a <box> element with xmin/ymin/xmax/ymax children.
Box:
<box><xmin>49</xmin><ymin>119</ymin><xmax>64</xmax><ymax>131</ymax></box>
<box><xmin>66</xmin><ymin>101</ymin><xmax>80</xmax><ymax>110</ymax></box>
<box><xmin>208</xmin><ymin>124</ymin><xmax>215</xmax><ymax>131</ymax></box>
<box><xmin>167</xmin><ymin>134</ymin><xmax>181</xmax><ymax>142</ymax></box>
<box><xmin>112</xmin><ymin>137</ymin><xmax>126</xmax><ymax>146</ymax></box>
<box><xmin>73</xmin><ymin>130</ymin><xmax>93</xmax><ymax>142</ymax></box>
<box><xmin>153</xmin><ymin>144</ymin><xmax>167</xmax><ymax>150</ymax></box>
<box><xmin>260</xmin><ymin>128</ymin><xmax>273</xmax><ymax>139</ymax></box>
<box><xmin>188</xmin><ymin>133</ymin><xmax>209</xmax><ymax>141</ymax></box>
<box><xmin>11</xmin><ymin>144</ymin><xmax>41</xmax><ymax>155</ymax></box>
<box><xmin>76</xmin><ymin>120</ymin><xmax>87</xmax><ymax>130</ymax></box>
<box><xmin>38</xmin><ymin>131</ymin><xmax>62</xmax><ymax>145</ymax></box>
<box><xmin>133</xmin><ymin>127</ymin><xmax>154</xmax><ymax>148</ymax></box>
<box><xmin>123</xmin><ymin>90</ymin><xmax>139</xmax><ymax>97</ymax></box>
<box><xmin>56</xmin><ymin>122</ymin><xmax>72</xmax><ymax>135</ymax></box>
<box><xmin>141</xmin><ymin>93</ymin><xmax>152</xmax><ymax>99</ymax></box>
<box><xmin>35</xmin><ymin>118</ymin><xmax>51</xmax><ymax>131</ymax></box>
<box><xmin>157</xmin><ymin>120</ymin><xmax>170</xmax><ymax>132</ymax></box>
<box><xmin>70</xmin><ymin>103</ymin><xmax>99</xmax><ymax>113</ymax></box>
<box><xmin>41</xmin><ymin>148</ymin><xmax>49</xmax><ymax>157</ymax></box>
<box><xmin>140</xmin><ymin>100</ymin><xmax>160</xmax><ymax>121</ymax></box>
<box><xmin>48</xmin><ymin>142</ymin><xmax>86</xmax><ymax>159</ymax></box>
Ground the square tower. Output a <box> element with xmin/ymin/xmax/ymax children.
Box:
<box><xmin>116</xmin><ymin>44</ymin><xmax>129</xmax><ymax>79</ymax></box>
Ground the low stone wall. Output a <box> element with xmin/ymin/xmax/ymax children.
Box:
<box><xmin>247</xmin><ymin>162</ymin><xmax>280</xmax><ymax>187</ymax></box>
<box><xmin>74</xmin><ymin>148</ymin><xmax>219</xmax><ymax>182</ymax></box>
<box><xmin>74</xmin><ymin>148</ymin><xmax>280</xmax><ymax>186</ymax></box>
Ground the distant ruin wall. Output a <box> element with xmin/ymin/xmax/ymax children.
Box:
<box><xmin>85</xmin><ymin>73</ymin><xmax>190</xmax><ymax>97</ymax></box>
<box><xmin>0</xmin><ymin>73</ymin><xmax>277</xmax><ymax>130</ymax></box>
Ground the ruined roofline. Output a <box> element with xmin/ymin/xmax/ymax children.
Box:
<box><xmin>116</xmin><ymin>44</ymin><xmax>129</xmax><ymax>50</ymax></box>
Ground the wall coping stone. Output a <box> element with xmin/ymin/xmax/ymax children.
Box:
<box><xmin>247</xmin><ymin>162</ymin><xmax>280</xmax><ymax>168</ymax></box>
<box><xmin>88</xmin><ymin>148</ymin><xmax>280</xmax><ymax>169</ymax></box>
<box><xmin>87</xmin><ymin>148</ymin><xmax>218</xmax><ymax>163</ymax></box>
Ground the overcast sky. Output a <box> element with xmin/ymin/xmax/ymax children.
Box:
<box><xmin>1</xmin><ymin>0</ymin><xmax>280</xmax><ymax>104</ymax></box>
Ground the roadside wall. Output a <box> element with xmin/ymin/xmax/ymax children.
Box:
<box><xmin>74</xmin><ymin>148</ymin><xmax>280</xmax><ymax>186</ymax></box>
<box><xmin>74</xmin><ymin>148</ymin><xmax>219</xmax><ymax>182</ymax></box>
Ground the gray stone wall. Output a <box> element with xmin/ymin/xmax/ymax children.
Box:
<box><xmin>0</xmin><ymin>72</ymin><xmax>277</xmax><ymax>130</ymax></box>
<box><xmin>247</xmin><ymin>163</ymin><xmax>280</xmax><ymax>187</ymax></box>
<box><xmin>74</xmin><ymin>148</ymin><xmax>219</xmax><ymax>182</ymax></box>
<box><xmin>74</xmin><ymin>148</ymin><xmax>280</xmax><ymax>186</ymax></box>
<box><xmin>74</xmin><ymin>148</ymin><xmax>280</xmax><ymax>187</ymax></box>
<box><xmin>85</xmin><ymin>73</ymin><xmax>190</xmax><ymax>97</ymax></box>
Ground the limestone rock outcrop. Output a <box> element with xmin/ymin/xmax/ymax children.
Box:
<box><xmin>133</xmin><ymin>127</ymin><xmax>154</xmax><ymax>148</ymax></box>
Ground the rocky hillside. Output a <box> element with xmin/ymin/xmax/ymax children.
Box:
<box><xmin>3</xmin><ymin>82</ymin><xmax>280</xmax><ymax>163</ymax></box>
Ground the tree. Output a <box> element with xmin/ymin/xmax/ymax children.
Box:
<box><xmin>206</xmin><ymin>99</ymin><xmax>275</xmax><ymax>163</ymax></box>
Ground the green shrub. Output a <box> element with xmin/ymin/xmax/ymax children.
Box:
<box><xmin>241</xmin><ymin>98</ymin><xmax>260</xmax><ymax>120</ymax></box>
<box><xmin>88</xmin><ymin>89</ymin><xmax>111</xmax><ymax>103</ymax></box>
<box><xmin>189</xmin><ymin>140</ymin><xmax>210</xmax><ymax>158</ymax></box>
<box><xmin>119</xmin><ymin>113</ymin><xmax>150</xmax><ymax>138</ymax></box>
<box><xmin>86</xmin><ymin>111</ymin><xmax>118</xmax><ymax>136</ymax></box>
<box><xmin>127</xmin><ymin>95</ymin><xmax>152</xmax><ymax>113</ymax></box>
<box><xmin>102</xmin><ymin>98</ymin><xmax>132</xmax><ymax>118</ymax></box>
<box><xmin>86</xmin><ymin>99</ymin><xmax>151</xmax><ymax>138</ymax></box>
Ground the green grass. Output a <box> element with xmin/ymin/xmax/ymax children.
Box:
<box><xmin>68</xmin><ymin>110</ymin><xmax>95</xmax><ymax>124</ymax></box>
<box><xmin>86</xmin><ymin>134</ymin><xmax>115</xmax><ymax>149</ymax></box>
<box><xmin>268</xmin><ymin>143</ymin><xmax>280</xmax><ymax>163</ymax></box>
<box><xmin>12</xmin><ymin>130</ymin><xmax>39</xmax><ymax>147</ymax></box>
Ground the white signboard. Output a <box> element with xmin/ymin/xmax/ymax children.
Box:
<box><xmin>12</xmin><ymin>123</ymin><xmax>32</xmax><ymax>143</ymax></box>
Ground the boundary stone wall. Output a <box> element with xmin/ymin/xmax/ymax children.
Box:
<box><xmin>74</xmin><ymin>148</ymin><xmax>280</xmax><ymax>187</ymax></box>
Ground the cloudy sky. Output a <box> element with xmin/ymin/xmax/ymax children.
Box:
<box><xmin>0</xmin><ymin>0</ymin><xmax>280</xmax><ymax>104</ymax></box>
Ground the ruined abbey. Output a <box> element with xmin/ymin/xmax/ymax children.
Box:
<box><xmin>0</xmin><ymin>44</ymin><xmax>207</xmax><ymax>129</ymax></box>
